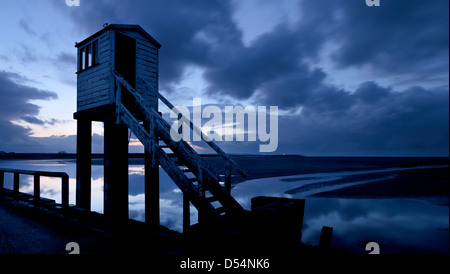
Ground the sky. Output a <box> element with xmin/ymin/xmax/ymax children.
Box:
<box><xmin>0</xmin><ymin>0</ymin><xmax>448</xmax><ymax>156</ymax></box>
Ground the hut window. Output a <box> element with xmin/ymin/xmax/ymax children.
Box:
<box><xmin>78</xmin><ymin>40</ymin><xmax>98</xmax><ymax>72</ymax></box>
<box><xmin>80</xmin><ymin>47</ymin><xmax>86</xmax><ymax>71</ymax></box>
<box><xmin>92</xmin><ymin>40</ymin><xmax>98</xmax><ymax>65</ymax></box>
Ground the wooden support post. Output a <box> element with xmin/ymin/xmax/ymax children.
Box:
<box><xmin>183</xmin><ymin>193</ymin><xmax>190</xmax><ymax>233</ymax></box>
<box><xmin>115</xmin><ymin>79</ymin><xmax>122</xmax><ymax>124</ymax></box>
<box><xmin>198</xmin><ymin>168</ymin><xmax>204</xmax><ymax>198</ymax></box>
<box><xmin>197</xmin><ymin>169</ymin><xmax>205</xmax><ymax>225</ymax></box>
<box><xmin>13</xmin><ymin>172</ymin><xmax>19</xmax><ymax>194</ymax></box>
<box><xmin>76</xmin><ymin>119</ymin><xmax>92</xmax><ymax>210</ymax></box>
<box><xmin>61</xmin><ymin>174</ymin><xmax>69</xmax><ymax>209</ymax></box>
<box><xmin>225</xmin><ymin>165</ymin><xmax>232</xmax><ymax>195</ymax></box>
<box><xmin>104</xmin><ymin>113</ymin><xmax>129</xmax><ymax>222</ymax></box>
<box><xmin>0</xmin><ymin>171</ymin><xmax>4</xmax><ymax>189</ymax></box>
<box><xmin>178</xmin><ymin>113</ymin><xmax>182</xmax><ymax>135</ymax></box>
<box><xmin>144</xmin><ymin>121</ymin><xmax>160</xmax><ymax>228</ymax></box>
<box><xmin>319</xmin><ymin>226</ymin><xmax>333</xmax><ymax>248</ymax></box>
<box><xmin>34</xmin><ymin>174</ymin><xmax>40</xmax><ymax>201</ymax></box>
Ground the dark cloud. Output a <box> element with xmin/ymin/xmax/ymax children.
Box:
<box><xmin>20</xmin><ymin>116</ymin><xmax>59</xmax><ymax>126</ymax></box>
<box><xmin>204</xmin><ymin>23</ymin><xmax>309</xmax><ymax>100</ymax></box>
<box><xmin>61</xmin><ymin>0</ymin><xmax>241</xmax><ymax>92</ymax></box>
<box><xmin>20</xmin><ymin>115</ymin><xmax>46</xmax><ymax>125</ymax></box>
<box><xmin>0</xmin><ymin>71</ymin><xmax>58</xmax><ymax>119</ymax></box>
<box><xmin>19</xmin><ymin>19</ymin><xmax>38</xmax><ymax>37</ymax></box>
<box><xmin>0</xmin><ymin>120</ymin><xmax>33</xmax><ymax>145</ymax></box>
<box><xmin>329</xmin><ymin>0</ymin><xmax>449</xmax><ymax>75</ymax></box>
<box><xmin>256</xmin><ymin>67</ymin><xmax>326</xmax><ymax>110</ymax></box>
<box><xmin>278</xmin><ymin>83</ymin><xmax>449</xmax><ymax>156</ymax></box>
<box><xmin>23</xmin><ymin>133</ymin><xmax>103</xmax><ymax>154</ymax></box>
<box><xmin>0</xmin><ymin>70</ymin><xmax>58</xmax><ymax>152</ymax></box>
<box><xmin>51</xmin><ymin>0</ymin><xmax>448</xmax><ymax>156</ymax></box>
<box><xmin>58</xmin><ymin>0</ymin><xmax>448</xmax><ymax>97</ymax></box>
<box><xmin>56</xmin><ymin>52</ymin><xmax>77</xmax><ymax>66</ymax></box>
<box><xmin>354</xmin><ymin>81</ymin><xmax>390</xmax><ymax>104</ymax></box>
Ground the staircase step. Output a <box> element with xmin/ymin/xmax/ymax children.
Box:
<box><xmin>174</xmin><ymin>160</ymin><xmax>186</xmax><ymax>166</ymax></box>
<box><xmin>187</xmin><ymin>177</ymin><xmax>198</xmax><ymax>183</ymax></box>
<box><xmin>206</xmin><ymin>196</ymin><xmax>218</xmax><ymax>203</ymax></box>
<box><xmin>115</xmin><ymin>86</ymin><xmax>244</xmax><ymax>220</ymax></box>
<box><xmin>215</xmin><ymin>207</ymin><xmax>226</xmax><ymax>214</ymax></box>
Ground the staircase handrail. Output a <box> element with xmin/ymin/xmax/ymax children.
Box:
<box><xmin>112</xmin><ymin>70</ymin><xmax>248</xmax><ymax>178</ymax></box>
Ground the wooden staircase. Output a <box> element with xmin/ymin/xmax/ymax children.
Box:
<box><xmin>112</xmin><ymin>70</ymin><xmax>247</xmax><ymax>223</ymax></box>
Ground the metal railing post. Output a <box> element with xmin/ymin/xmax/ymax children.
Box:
<box><xmin>61</xmin><ymin>174</ymin><xmax>69</xmax><ymax>209</ymax></box>
<box><xmin>0</xmin><ymin>171</ymin><xmax>4</xmax><ymax>189</ymax></box>
<box><xmin>34</xmin><ymin>174</ymin><xmax>40</xmax><ymax>201</ymax></box>
<box><xmin>0</xmin><ymin>168</ymin><xmax>70</xmax><ymax>208</ymax></box>
<box><xmin>13</xmin><ymin>173</ymin><xmax>20</xmax><ymax>194</ymax></box>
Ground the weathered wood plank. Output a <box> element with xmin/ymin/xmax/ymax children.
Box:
<box><xmin>78</xmin><ymin>78</ymin><xmax>109</xmax><ymax>91</ymax></box>
<box><xmin>137</xmin><ymin>67</ymin><xmax>158</xmax><ymax>76</ymax></box>
<box><xmin>136</xmin><ymin>49</ymin><xmax>158</xmax><ymax>62</ymax></box>
<box><xmin>136</xmin><ymin>62</ymin><xmax>158</xmax><ymax>75</ymax></box>
<box><xmin>78</xmin><ymin>92</ymin><xmax>109</xmax><ymax>106</ymax></box>
<box><xmin>136</xmin><ymin>44</ymin><xmax>158</xmax><ymax>54</ymax></box>
<box><xmin>78</xmin><ymin>82</ymin><xmax>109</xmax><ymax>95</ymax></box>
<box><xmin>78</xmin><ymin>97</ymin><xmax>109</xmax><ymax>108</ymax></box>
<box><xmin>77</xmin><ymin>65</ymin><xmax>110</xmax><ymax>82</ymax></box>
<box><xmin>78</xmin><ymin>99</ymin><xmax>110</xmax><ymax>111</ymax></box>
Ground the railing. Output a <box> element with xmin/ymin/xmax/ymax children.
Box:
<box><xmin>112</xmin><ymin>70</ymin><xmax>248</xmax><ymax>179</ymax></box>
<box><xmin>0</xmin><ymin>168</ymin><xmax>69</xmax><ymax>209</ymax></box>
<box><xmin>113</xmin><ymin>70</ymin><xmax>245</xmax><ymax>219</ymax></box>
<box><xmin>153</xmin><ymin>84</ymin><xmax>248</xmax><ymax>179</ymax></box>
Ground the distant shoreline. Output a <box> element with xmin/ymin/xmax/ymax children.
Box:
<box><xmin>1</xmin><ymin>152</ymin><xmax>448</xmax><ymax>160</ymax></box>
<box><xmin>1</xmin><ymin>154</ymin><xmax>448</xmax><ymax>204</ymax></box>
<box><xmin>1</xmin><ymin>153</ymin><xmax>448</xmax><ymax>187</ymax></box>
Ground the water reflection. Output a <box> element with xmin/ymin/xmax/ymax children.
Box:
<box><xmin>0</xmin><ymin>160</ymin><xmax>448</xmax><ymax>254</ymax></box>
<box><xmin>302</xmin><ymin>198</ymin><xmax>448</xmax><ymax>254</ymax></box>
<box><xmin>231</xmin><ymin>169</ymin><xmax>449</xmax><ymax>254</ymax></box>
<box><xmin>128</xmin><ymin>165</ymin><xmax>198</xmax><ymax>232</ymax></box>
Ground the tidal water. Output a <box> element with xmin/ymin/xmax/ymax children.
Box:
<box><xmin>0</xmin><ymin>159</ymin><xmax>448</xmax><ymax>254</ymax></box>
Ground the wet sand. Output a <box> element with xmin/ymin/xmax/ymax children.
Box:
<box><xmin>222</xmin><ymin>156</ymin><xmax>449</xmax><ymax>202</ymax></box>
<box><xmin>0</xmin><ymin>155</ymin><xmax>448</xmax><ymax>257</ymax></box>
<box><xmin>225</xmin><ymin>155</ymin><xmax>448</xmax><ymax>179</ymax></box>
<box><xmin>312</xmin><ymin>167</ymin><xmax>449</xmax><ymax>204</ymax></box>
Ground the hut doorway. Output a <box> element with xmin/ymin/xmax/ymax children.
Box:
<box><xmin>115</xmin><ymin>32</ymin><xmax>136</xmax><ymax>88</ymax></box>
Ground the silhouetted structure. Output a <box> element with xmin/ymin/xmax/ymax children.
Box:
<box><xmin>73</xmin><ymin>24</ymin><xmax>247</xmax><ymax>228</ymax></box>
